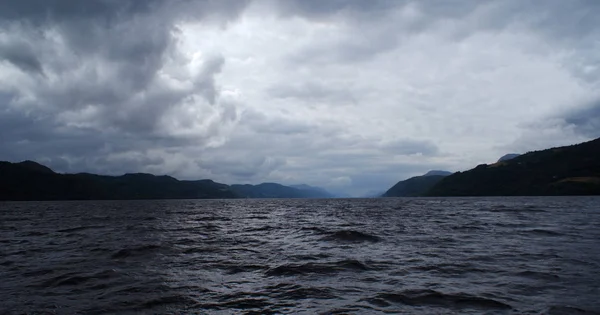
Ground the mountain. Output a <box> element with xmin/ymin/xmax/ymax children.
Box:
<box><xmin>0</xmin><ymin>161</ymin><xmax>342</xmax><ymax>200</ymax></box>
<box><xmin>15</xmin><ymin>160</ymin><xmax>56</xmax><ymax>174</ymax></box>
<box><xmin>290</xmin><ymin>184</ymin><xmax>334</xmax><ymax>198</ymax></box>
<box><xmin>231</xmin><ymin>183</ymin><xmax>332</xmax><ymax>198</ymax></box>
<box><xmin>0</xmin><ymin>161</ymin><xmax>237</xmax><ymax>200</ymax></box>
<box><xmin>423</xmin><ymin>170</ymin><xmax>453</xmax><ymax>176</ymax></box>
<box><xmin>427</xmin><ymin>138</ymin><xmax>600</xmax><ymax>196</ymax></box>
<box><xmin>382</xmin><ymin>170</ymin><xmax>452</xmax><ymax>197</ymax></box>
<box><xmin>497</xmin><ymin>153</ymin><xmax>520</xmax><ymax>162</ymax></box>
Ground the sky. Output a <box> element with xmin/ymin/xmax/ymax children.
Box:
<box><xmin>0</xmin><ymin>0</ymin><xmax>599</xmax><ymax>196</ymax></box>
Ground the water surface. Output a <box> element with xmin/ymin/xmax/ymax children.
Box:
<box><xmin>1</xmin><ymin>197</ymin><xmax>599</xmax><ymax>314</ymax></box>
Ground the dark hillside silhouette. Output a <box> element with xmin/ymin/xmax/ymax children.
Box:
<box><xmin>427</xmin><ymin>138</ymin><xmax>600</xmax><ymax>196</ymax></box>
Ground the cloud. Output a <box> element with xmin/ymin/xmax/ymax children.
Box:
<box><xmin>379</xmin><ymin>139</ymin><xmax>439</xmax><ymax>156</ymax></box>
<box><xmin>563</xmin><ymin>99</ymin><xmax>600</xmax><ymax>138</ymax></box>
<box><xmin>0</xmin><ymin>0</ymin><xmax>599</xmax><ymax>196</ymax></box>
<box><xmin>0</xmin><ymin>37</ymin><xmax>44</xmax><ymax>75</ymax></box>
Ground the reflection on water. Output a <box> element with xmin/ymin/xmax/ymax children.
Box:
<box><xmin>1</xmin><ymin>197</ymin><xmax>600</xmax><ymax>314</ymax></box>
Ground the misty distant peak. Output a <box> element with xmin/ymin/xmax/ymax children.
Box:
<box><xmin>290</xmin><ymin>184</ymin><xmax>335</xmax><ymax>198</ymax></box>
<box><xmin>423</xmin><ymin>170</ymin><xmax>452</xmax><ymax>177</ymax></box>
<box><xmin>497</xmin><ymin>154</ymin><xmax>521</xmax><ymax>162</ymax></box>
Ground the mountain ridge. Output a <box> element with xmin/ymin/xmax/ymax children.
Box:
<box><xmin>426</xmin><ymin>138</ymin><xmax>600</xmax><ymax>196</ymax></box>
<box><xmin>0</xmin><ymin>161</ymin><xmax>334</xmax><ymax>201</ymax></box>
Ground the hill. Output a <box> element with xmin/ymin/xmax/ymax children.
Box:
<box><xmin>427</xmin><ymin>138</ymin><xmax>600</xmax><ymax>196</ymax></box>
<box><xmin>0</xmin><ymin>161</ymin><xmax>337</xmax><ymax>200</ymax></box>
<box><xmin>423</xmin><ymin>170</ymin><xmax>453</xmax><ymax>176</ymax></box>
<box><xmin>382</xmin><ymin>171</ymin><xmax>451</xmax><ymax>197</ymax></box>
<box><xmin>0</xmin><ymin>161</ymin><xmax>238</xmax><ymax>200</ymax></box>
<box><xmin>497</xmin><ymin>153</ymin><xmax>520</xmax><ymax>162</ymax></box>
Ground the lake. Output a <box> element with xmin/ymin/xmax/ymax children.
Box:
<box><xmin>1</xmin><ymin>197</ymin><xmax>599</xmax><ymax>314</ymax></box>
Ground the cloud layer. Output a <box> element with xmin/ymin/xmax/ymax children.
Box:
<box><xmin>1</xmin><ymin>0</ymin><xmax>598</xmax><ymax>195</ymax></box>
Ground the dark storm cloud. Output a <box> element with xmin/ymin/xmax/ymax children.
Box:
<box><xmin>0</xmin><ymin>0</ymin><xmax>249</xmax><ymax>171</ymax></box>
<box><xmin>0</xmin><ymin>0</ymin><xmax>599</xmax><ymax>195</ymax></box>
<box><xmin>0</xmin><ymin>0</ymin><xmax>157</xmax><ymax>21</ymax></box>
<box><xmin>0</xmin><ymin>94</ymin><xmax>186</xmax><ymax>174</ymax></box>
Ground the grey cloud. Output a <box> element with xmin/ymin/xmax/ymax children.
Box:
<box><xmin>0</xmin><ymin>101</ymin><xmax>161</xmax><ymax>165</ymax></box>
<box><xmin>379</xmin><ymin>139</ymin><xmax>440</xmax><ymax>156</ymax></box>
<box><xmin>195</xmin><ymin>119</ymin><xmax>448</xmax><ymax>194</ymax></box>
<box><xmin>502</xmin><ymin>98</ymin><xmax>600</xmax><ymax>155</ymax></box>
<box><xmin>264</xmin><ymin>0</ymin><xmax>396</xmax><ymax>19</ymax></box>
<box><xmin>267</xmin><ymin>82</ymin><xmax>357</xmax><ymax>105</ymax></box>
<box><xmin>563</xmin><ymin>100</ymin><xmax>600</xmax><ymax>138</ymax></box>
<box><xmin>0</xmin><ymin>0</ymin><xmax>158</xmax><ymax>22</ymax></box>
<box><xmin>197</xmin><ymin>155</ymin><xmax>286</xmax><ymax>181</ymax></box>
<box><xmin>239</xmin><ymin>109</ymin><xmax>313</xmax><ymax>135</ymax></box>
<box><xmin>194</xmin><ymin>55</ymin><xmax>225</xmax><ymax>105</ymax></box>
<box><xmin>0</xmin><ymin>37</ymin><xmax>44</xmax><ymax>74</ymax></box>
<box><xmin>282</xmin><ymin>0</ymin><xmax>600</xmax><ymax>66</ymax></box>
<box><xmin>0</xmin><ymin>0</ymin><xmax>247</xmax><ymax>173</ymax></box>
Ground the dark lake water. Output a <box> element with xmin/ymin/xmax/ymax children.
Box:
<box><xmin>1</xmin><ymin>197</ymin><xmax>600</xmax><ymax>314</ymax></box>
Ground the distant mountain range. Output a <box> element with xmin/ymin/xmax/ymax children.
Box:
<box><xmin>384</xmin><ymin>137</ymin><xmax>600</xmax><ymax>197</ymax></box>
<box><xmin>0</xmin><ymin>161</ymin><xmax>334</xmax><ymax>201</ymax></box>
<box><xmin>290</xmin><ymin>184</ymin><xmax>335</xmax><ymax>198</ymax></box>
<box><xmin>231</xmin><ymin>183</ymin><xmax>333</xmax><ymax>199</ymax></box>
<box><xmin>5</xmin><ymin>137</ymin><xmax>599</xmax><ymax>200</ymax></box>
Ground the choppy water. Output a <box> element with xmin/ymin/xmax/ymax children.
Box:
<box><xmin>1</xmin><ymin>197</ymin><xmax>600</xmax><ymax>315</ymax></box>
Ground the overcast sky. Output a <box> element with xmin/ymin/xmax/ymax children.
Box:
<box><xmin>0</xmin><ymin>0</ymin><xmax>598</xmax><ymax>196</ymax></box>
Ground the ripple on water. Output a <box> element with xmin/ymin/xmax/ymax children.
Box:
<box><xmin>266</xmin><ymin>259</ymin><xmax>371</xmax><ymax>276</ymax></box>
<box><xmin>1</xmin><ymin>197</ymin><xmax>600</xmax><ymax>314</ymax></box>
<box><xmin>369</xmin><ymin>289</ymin><xmax>512</xmax><ymax>310</ymax></box>
<box><xmin>110</xmin><ymin>244</ymin><xmax>164</xmax><ymax>259</ymax></box>
<box><xmin>320</xmin><ymin>230</ymin><xmax>381</xmax><ymax>243</ymax></box>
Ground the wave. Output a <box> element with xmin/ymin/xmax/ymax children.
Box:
<box><xmin>196</xmin><ymin>298</ymin><xmax>271</xmax><ymax>311</ymax></box>
<box><xmin>243</xmin><ymin>225</ymin><xmax>276</xmax><ymax>232</ymax></box>
<box><xmin>413</xmin><ymin>263</ymin><xmax>487</xmax><ymax>275</ymax></box>
<box><xmin>34</xmin><ymin>269</ymin><xmax>120</xmax><ymax>288</ymax></box>
<box><xmin>544</xmin><ymin>306</ymin><xmax>600</xmax><ymax>315</ymax></box>
<box><xmin>223</xmin><ymin>264</ymin><xmax>266</xmax><ymax>275</ymax></box>
<box><xmin>516</xmin><ymin>270</ymin><xmax>560</xmax><ymax>281</ymax></box>
<box><xmin>321</xmin><ymin>230</ymin><xmax>381</xmax><ymax>243</ymax></box>
<box><xmin>266</xmin><ymin>259</ymin><xmax>370</xmax><ymax>276</ymax></box>
<box><xmin>300</xmin><ymin>226</ymin><xmax>328</xmax><ymax>234</ymax></box>
<box><xmin>521</xmin><ymin>229</ymin><xmax>564</xmax><ymax>237</ymax></box>
<box><xmin>56</xmin><ymin>225</ymin><xmax>106</xmax><ymax>233</ymax></box>
<box><xmin>110</xmin><ymin>244</ymin><xmax>164</xmax><ymax>259</ymax></box>
<box><xmin>371</xmin><ymin>289</ymin><xmax>512</xmax><ymax>310</ymax></box>
<box><xmin>0</xmin><ymin>260</ymin><xmax>14</xmax><ymax>267</ymax></box>
<box><xmin>138</xmin><ymin>294</ymin><xmax>199</xmax><ymax>309</ymax></box>
<box><xmin>181</xmin><ymin>246</ymin><xmax>220</xmax><ymax>255</ymax></box>
<box><xmin>192</xmin><ymin>216</ymin><xmax>232</xmax><ymax>222</ymax></box>
<box><xmin>266</xmin><ymin>283</ymin><xmax>337</xmax><ymax>300</ymax></box>
<box><xmin>20</xmin><ymin>231</ymin><xmax>48</xmax><ymax>236</ymax></box>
